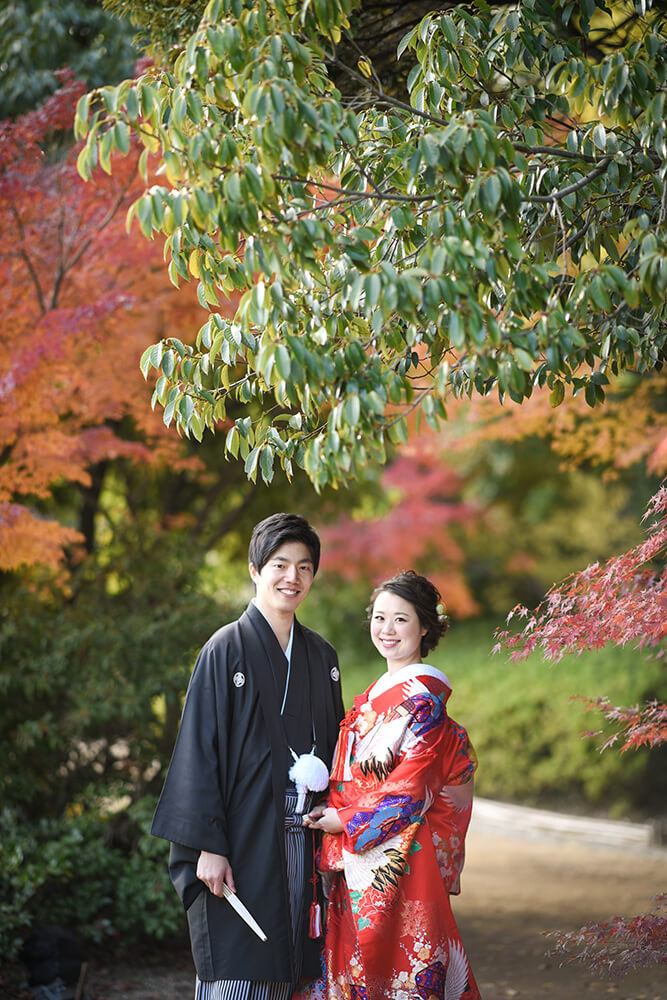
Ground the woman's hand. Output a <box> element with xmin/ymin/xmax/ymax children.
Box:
<box><xmin>304</xmin><ymin>806</ymin><xmax>344</xmax><ymax>833</ymax></box>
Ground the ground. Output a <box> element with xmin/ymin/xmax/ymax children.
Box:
<box><xmin>455</xmin><ymin>829</ymin><xmax>665</xmax><ymax>1000</ymax></box>
<box><xmin>6</xmin><ymin>828</ymin><xmax>665</xmax><ymax>999</ymax></box>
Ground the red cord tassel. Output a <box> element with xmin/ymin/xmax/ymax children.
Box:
<box><xmin>308</xmin><ymin>829</ymin><xmax>323</xmax><ymax>939</ymax></box>
<box><xmin>308</xmin><ymin>901</ymin><xmax>322</xmax><ymax>939</ymax></box>
<box><xmin>330</xmin><ymin>727</ymin><xmax>353</xmax><ymax>783</ymax></box>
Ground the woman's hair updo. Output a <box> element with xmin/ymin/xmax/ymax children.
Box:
<box><xmin>367</xmin><ymin>570</ymin><xmax>449</xmax><ymax>657</ymax></box>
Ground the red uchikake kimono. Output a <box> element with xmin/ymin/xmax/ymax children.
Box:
<box><xmin>304</xmin><ymin>663</ymin><xmax>480</xmax><ymax>1000</ymax></box>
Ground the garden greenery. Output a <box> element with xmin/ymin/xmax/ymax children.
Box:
<box><xmin>76</xmin><ymin>0</ymin><xmax>666</xmax><ymax>489</ymax></box>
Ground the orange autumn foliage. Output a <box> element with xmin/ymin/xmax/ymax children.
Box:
<box><xmin>437</xmin><ymin>374</ymin><xmax>667</xmax><ymax>477</ymax></box>
<box><xmin>0</xmin><ymin>73</ymin><xmax>225</xmax><ymax>573</ymax></box>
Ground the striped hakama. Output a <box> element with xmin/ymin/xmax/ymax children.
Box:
<box><xmin>195</xmin><ymin>789</ymin><xmax>311</xmax><ymax>1000</ymax></box>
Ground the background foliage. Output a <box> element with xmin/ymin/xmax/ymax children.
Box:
<box><xmin>76</xmin><ymin>0</ymin><xmax>667</xmax><ymax>489</ymax></box>
<box><xmin>0</xmin><ymin>0</ymin><xmax>138</xmax><ymax>118</ymax></box>
<box><xmin>1</xmin><ymin>0</ymin><xmax>664</xmax><ymax>976</ymax></box>
<box><xmin>0</xmin><ymin>799</ymin><xmax>181</xmax><ymax>965</ymax></box>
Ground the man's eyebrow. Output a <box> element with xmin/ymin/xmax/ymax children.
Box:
<box><xmin>270</xmin><ymin>556</ymin><xmax>313</xmax><ymax>563</ymax></box>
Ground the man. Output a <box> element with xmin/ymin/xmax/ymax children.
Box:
<box><xmin>151</xmin><ymin>513</ymin><xmax>344</xmax><ymax>998</ymax></box>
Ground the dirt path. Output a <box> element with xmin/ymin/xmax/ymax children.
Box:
<box><xmin>75</xmin><ymin>830</ymin><xmax>667</xmax><ymax>999</ymax></box>
<box><xmin>455</xmin><ymin>828</ymin><xmax>666</xmax><ymax>1000</ymax></box>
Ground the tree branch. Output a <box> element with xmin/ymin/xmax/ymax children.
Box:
<box><xmin>10</xmin><ymin>205</ymin><xmax>47</xmax><ymax>316</ymax></box>
<box><xmin>63</xmin><ymin>172</ymin><xmax>136</xmax><ymax>279</ymax></box>
<box><xmin>526</xmin><ymin>156</ymin><xmax>613</xmax><ymax>204</ymax></box>
<box><xmin>514</xmin><ymin>143</ymin><xmax>599</xmax><ymax>164</ymax></box>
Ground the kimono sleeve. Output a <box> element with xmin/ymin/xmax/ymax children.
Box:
<box><xmin>150</xmin><ymin>640</ymin><xmax>231</xmax><ymax>856</ymax></box>
<box><xmin>445</xmin><ymin>718</ymin><xmax>477</xmax><ymax>786</ymax></box>
<box><xmin>431</xmin><ymin>719</ymin><xmax>477</xmax><ymax>894</ymax></box>
<box><xmin>337</xmin><ymin>692</ymin><xmax>449</xmax><ymax>854</ymax></box>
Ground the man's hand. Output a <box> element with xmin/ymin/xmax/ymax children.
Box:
<box><xmin>303</xmin><ymin>803</ymin><xmax>326</xmax><ymax>824</ymax></box>
<box><xmin>303</xmin><ymin>806</ymin><xmax>344</xmax><ymax>834</ymax></box>
<box><xmin>197</xmin><ymin>851</ymin><xmax>236</xmax><ymax>897</ymax></box>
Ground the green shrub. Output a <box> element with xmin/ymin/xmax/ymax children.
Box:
<box><xmin>0</xmin><ymin>799</ymin><xmax>183</xmax><ymax>966</ymax></box>
<box><xmin>0</xmin><ymin>579</ymin><xmax>229</xmax><ymax>818</ymax></box>
<box><xmin>112</xmin><ymin>798</ymin><xmax>184</xmax><ymax>942</ymax></box>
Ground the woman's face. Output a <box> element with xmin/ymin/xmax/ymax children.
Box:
<box><xmin>370</xmin><ymin>590</ymin><xmax>426</xmax><ymax>673</ymax></box>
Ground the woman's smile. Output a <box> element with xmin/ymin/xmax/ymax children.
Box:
<box><xmin>370</xmin><ymin>591</ymin><xmax>426</xmax><ymax>673</ymax></box>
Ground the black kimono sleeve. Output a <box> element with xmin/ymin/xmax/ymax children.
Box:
<box><xmin>151</xmin><ymin>636</ymin><xmax>231</xmax><ymax>857</ymax></box>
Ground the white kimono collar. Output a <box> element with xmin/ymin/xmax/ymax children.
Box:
<box><xmin>368</xmin><ymin>662</ymin><xmax>451</xmax><ymax>701</ymax></box>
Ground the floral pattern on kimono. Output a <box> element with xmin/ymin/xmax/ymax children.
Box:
<box><xmin>297</xmin><ymin>664</ymin><xmax>480</xmax><ymax>1000</ymax></box>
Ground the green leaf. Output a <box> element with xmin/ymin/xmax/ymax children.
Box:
<box><xmin>343</xmin><ymin>394</ymin><xmax>361</xmax><ymax>427</ymax></box>
<box><xmin>459</xmin><ymin>47</ymin><xmax>476</xmax><ymax>75</ymax></box>
<box><xmin>114</xmin><ymin>121</ymin><xmax>130</xmax><ymax>155</ymax></box>
<box><xmin>481</xmin><ymin>173</ymin><xmax>501</xmax><ymax>214</ymax></box>
<box><xmin>74</xmin><ymin>93</ymin><xmax>90</xmax><ymax>140</ymax></box>
<box><xmin>397</xmin><ymin>25</ymin><xmax>417</xmax><ymax>60</ymax></box>
<box><xmin>126</xmin><ymin>87</ymin><xmax>140</xmax><ymax>121</ymax></box>
<box><xmin>244</xmin><ymin>446</ymin><xmax>261</xmax><ymax>480</ymax></box>
<box><xmin>388</xmin><ymin>417</ymin><xmax>408</xmax><ymax>444</ymax></box>
<box><xmin>149</xmin><ymin>342</ymin><xmax>163</xmax><ymax>369</ymax></box>
<box><xmin>163</xmin><ymin>397</ymin><xmax>177</xmax><ymax>427</ymax></box>
<box><xmin>275</xmin><ymin>345</ymin><xmax>291</xmax><ymax>379</ymax></box>
<box><xmin>178</xmin><ymin>395</ymin><xmax>195</xmax><ymax>421</ymax></box>
<box><xmin>592</xmin><ymin>123</ymin><xmax>606</xmax><ymax>150</ymax></box>
<box><xmin>259</xmin><ymin>447</ymin><xmax>274</xmax><ymax>484</ymax></box>
<box><xmin>140</xmin><ymin>345</ymin><xmax>154</xmax><ymax>378</ymax></box>
<box><xmin>226</xmin><ymin>426</ymin><xmax>240</xmax><ymax>458</ymax></box>
<box><xmin>501</xmin><ymin>105</ymin><xmax>515</xmax><ymax>130</ymax></box>
<box><xmin>441</xmin><ymin>15</ymin><xmax>458</xmax><ymax>46</ymax></box>
<box><xmin>549</xmin><ymin>380</ymin><xmax>565</xmax><ymax>407</ymax></box>
<box><xmin>513</xmin><ymin>347</ymin><xmax>534</xmax><ymax>372</ymax></box>
<box><xmin>161</xmin><ymin>351</ymin><xmax>175</xmax><ymax>377</ymax></box>
<box><xmin>365</xmin><ymin>273</ymin><xmax>381</xmax><ymax>309</ymax></box>
<box><xmin>99</xmin><ymin>131</ymin><xmax>113</xmax><ymax>175</ymax></box>
<box><xmin>420</xmin><ymin>133</ymin><xmax>440</xmax><ymax>167</ymax></box>
<box><xmin>449</xmin><ymin>312</ymin><xmax>464</xmax><ymax>348</ymax></box>
<box><xmin>76</xmin><ymin>144</ymin><xmax>91</xmax><ymax>182</ymax></box>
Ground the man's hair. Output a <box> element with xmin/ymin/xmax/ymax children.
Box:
<box><xmin>248</xmin><ymin>513</ymin><xmax>321</xmax><ymax>575</ymax></box>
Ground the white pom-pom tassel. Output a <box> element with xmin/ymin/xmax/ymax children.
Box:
<box><xmin>289</xmin><ymin>752</ymin><xmax>330</xmax><ymax>813</ymax></box>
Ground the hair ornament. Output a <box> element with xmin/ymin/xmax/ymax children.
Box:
<box><xmin>436</xmin><ymin>602</ymin><xmax>448</xmax><ymax>623</ymax></box>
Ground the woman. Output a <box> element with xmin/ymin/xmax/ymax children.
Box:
<box><xmin>303</xmin><ymin>571</ymin><xmax>480</xmax><ymax>1000</ymax></box>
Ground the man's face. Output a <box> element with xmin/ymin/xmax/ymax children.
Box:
<box><xmin>249</xmin><ymin>541</ymin><xmax>314</xmax><ymax>617</ymax></box>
